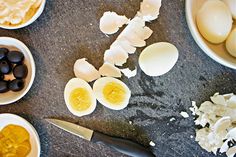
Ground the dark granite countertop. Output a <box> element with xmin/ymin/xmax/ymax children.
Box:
<box><xmin>0</xmin><ymin>0</ymin><xmax>235</xmax><ymax>157</ymax></box>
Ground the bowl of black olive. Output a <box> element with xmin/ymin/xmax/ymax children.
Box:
<box><xmin>0</xmin><ymin>37</ymin><xmax>35</xmax><ymax>105</ymax></box>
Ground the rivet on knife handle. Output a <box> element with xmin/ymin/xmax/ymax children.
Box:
<box><xmin>91</xmin><ymin>131</ymin><xmax>155</xmax><ymax>157</ymax></box>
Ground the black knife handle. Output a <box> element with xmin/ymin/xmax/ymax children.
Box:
<box><xmin>91</xmin><ymin>131</ymin><xmax>155</xmax><ymax>157</ymax></box>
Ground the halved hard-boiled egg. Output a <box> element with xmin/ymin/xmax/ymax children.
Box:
<box><xmin>93</xmin><ymin>77</ymin><xmax>131</xmax><ymax>110</ymax></box>
<box><xmin>64</xmin><ymin>78</ymin><xmax>96</xmax><ymax>117</ymax></box>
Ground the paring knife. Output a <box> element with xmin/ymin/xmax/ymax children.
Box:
<box><xmin>46</xmin><ymin>118</ymin><xmax>155</xmax><ymax>157</ymax></box>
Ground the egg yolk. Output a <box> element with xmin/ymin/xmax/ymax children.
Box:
<box><xmin>103</xmin><ymin>82</ymin><xmax>125</xmax><ymax>105</ymax></box>
<box><xmin>0</xmin><ymin>124</ymin><xmax>31</xmax><ymax>157</ymax></box>
<box><xmin>69</xmin><ymin>88</ymin><xmax>91</xmax><ymax>111</ymax></box>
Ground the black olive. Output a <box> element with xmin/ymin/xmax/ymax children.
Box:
<box><xmin>0</xmin><ymin>60</ymin><xmax>11</xmax><ymax>74</ymax></box>
<box><xmin>0</xmin><ymin>48</ymin><xmax>9</xmax><ymax>60</ymax></box>
<box><xmin>13</xmin><ymin>64</ymin><xmax>28</xmax><ymax>79</ymax></box>
<box><xmin>0</xmin><ymin>73</ymin><xmax>4</xmax><ymax>80</ymax></box>
<box><xmin>9</xmin><ymin>79</ymin><xmax>24</xmax><ymax>92</ymax></box>
<box><xmin>7</xmin><ymin>51</ymin><xmax>24</xmax><ymax>64</ymax></box>
<box><xmin>0</xmin><ymin>80</ymin><xmax>8</xmax><ymax>93</ymax></box>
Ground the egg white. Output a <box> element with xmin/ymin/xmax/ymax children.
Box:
<box><xmin>196</xmin><ymin>0</ymin><xmax>233</xmax><ymax>44</ymax></box>
<box><xmin>93</xmin><ymin>77</ymin><xmax>131</xmax><ymax>110</ymax></box>
<box><xmin>139</xmin><ymin>42</ymin><xmax>179</xmax><ymax>76</ymax></box>
<box><xmin>64</xmin><ymin>78</ymin><xmax>97</xmax><ymax>117</ymax></box>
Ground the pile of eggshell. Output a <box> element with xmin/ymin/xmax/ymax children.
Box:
<box><xmin>190</xmin><ymin>93</ymin><xmax>236</xmax><ymax>157</ymax></box>
<box><xmin>64</xmin><ymin>0</ymin><xmax>180</xmax><ymax>117</ymax></box>
<box><xmin>196</xmin><ymin>0</ymin><xmax>236</xmax><ymax>57</ymax></box>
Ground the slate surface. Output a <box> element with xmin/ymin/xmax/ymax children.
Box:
<box><xmin>0</xmin><ymin>0</ymin><xmax>236</xmax><ymax>157</ymax></box>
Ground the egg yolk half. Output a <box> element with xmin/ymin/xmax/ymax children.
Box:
<box><xmin>0</xmin><ymin>124</ymin><xmax>31</xmax><ymax>157</ymax></box>
<box><xmin>103</xmin><ymin>82</ymin><xmax>126</xmax><ymax>105</ymax></box>
<box><xmin>69</xmin><ymin>88</ymin><xmax>91</xmax><ymax>111</ymax></box>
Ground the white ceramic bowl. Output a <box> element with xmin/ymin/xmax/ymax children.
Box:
<box><xmin>186</xmin><ymin>0</ymin><xmax>236</xmax><ymax>69</ymax></box>
<box><xmin>0</xmin><ymin>37</ymin><xmax>36</xmax><ymax>105</ymax></box>
<box><xmin>0</xmin><ymin>113</ymin><xmax>41</xmax><ymax>157</ymax></box>
<box><xmin>0</xmin><ymin>0</ymin><xmax>46</xmax><ymax>29</ymax></box>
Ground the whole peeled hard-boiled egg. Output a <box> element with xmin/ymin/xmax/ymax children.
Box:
<box><xmin>223</xmin><ymin>0</ymin><xmax>236</xmax><ymax>19</ymax></box>
<box><xmin>226</xmin><ymin>28</ymin><xmax>236</xmax><ymax>57</ymax></box>
<box><xmin>196</xmin><ymin>0</ymin><xmax>233</xmax><ymax>44</ymax></box>
<box><xmin>139</xmin><ymin>42</ymin><xmax>178</xmax><ymax>76</ymax></box>
<box><xmin>64</xmin><ymin>78</ymin><xmax>96</xmax><ymax>117</ymax></box>
<box><xmin>93</xmin><ymin>77</ymin><xmax>131</xmax><ymax>110</ymax></box>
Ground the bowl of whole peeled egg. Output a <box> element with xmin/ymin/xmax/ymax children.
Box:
<box><xmin>0</xmin><ymin>0</ymin><xmax>46</xmax><ymax>29</ymax></box>
<box><xmin>186</xmin><ymin>0</ymin><xmax>236</xmax><ymax>69</ymax></box>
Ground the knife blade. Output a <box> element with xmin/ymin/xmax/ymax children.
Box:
<box><xmin>46</xmin><ymin>118</ymin><xmax>155</xmax><ymax>157</ymax></box>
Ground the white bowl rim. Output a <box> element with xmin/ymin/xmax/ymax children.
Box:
<box><xmin>0</xmin><ymin>113</ymin><xmax>41</xmax><ymax>157</ymax></box>
<box><xmin>185</xmin><ymin>0</ymin><xmax>236</xmax><ymax>70</ymax></box>
<box><xmin>0</xmin><ymin>37</ymin><xmax>36</xmax><ymax>105</ymax></box>
<box><xmin>0</xmin><ymin>0</ymin><xmax>46</xmax><ymax>30</ymax></box>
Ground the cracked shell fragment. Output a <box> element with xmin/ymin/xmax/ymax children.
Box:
<box><xmin>226</xmin><ymin>146</ymin><xmax>236</xmax><ymax>157</ymax></box>
<box><xmin>138</xmin><ymin>0</ymin><xmax>162</xmax><ymax>21</ymax></box>
<box><xmin>213</xmin><ymin>116</ymin><xmax>231</xmax><ymax>134</ymax></box>
<box><xmin>99</xmin><ymin>11</ymin><xmax>129</xmax><ymax>35</ymax></box>
<box><xmin>74</xmin><ymin>58</ymin><xmax>100</xmax><ymax>82</ymax></box>
<box><xmin>104</xmin><ymin>46</ymin><xmax>129</xmax><ymax>66</ymax></box>
<box><xmin>211</xmin><ymin>93</ymin><xmax>227</xmax><ymax>106</ymax></box>
<box><xmin>117</xmin><ymin>17</ymin><xmax>152</xmax><ymax>47</ymax></box>
<box><xmin>111</xmin><ymin>39</ymin><xmax>136</xmax><ymax>54</ymax></box>
<box><xmin>120</xmin><ymin>68</ymin><xmax>137</xmax><ymax>78</ymax></box>
<box><xmin>99</xmin><ymin>62</ymin><xmax>121</xmax><ymax>78</ymax></box>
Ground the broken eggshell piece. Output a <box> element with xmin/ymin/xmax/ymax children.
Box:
<box><xmin>226</xmin><ymin>146</ymin><xmax>236</xmax><ymax>157</ymax></box>
<box><xmin>111</xmin><ymin>39</ymin><xmax>136</xmax><ymax>54</ymax></box>
<box><xmin>120</xmin><ymin>68</ymin><xmax>137</xmax><ymax>78</ymax></box>
<box><xmin>99</xmin><ymin>62</ymin><xmax>121</xmax><ymax>78</ymax></box>
<box><xmin>139</xmin><ymin>42</ymin><xmax>179</xmax><ymax>76</ymax></box>
<box><xmin>104</xmin><ymin>46</ymin><xmax>129</xmax><ymax>66</ymax></box>
<box><xmin>74</xmin><ymin>58</ymin><xmax>100</xmax><ymax>82</ymax></box>
<box><xmin>117</xmin><ymin>17</ymin><xmax>152</xmax><ymax>47</ymax></box>
<box><xmin>213</xmin><ymin>116</ymin><xmax>231</xmax><ymax>134</ymax></box>
<box><xmin>99</xmin><ymin>11</ymin><xmax>129</xmax><ymax>35</ymax></box>
<box><xmin>137</xmin><ymin>0</ymin><xmax>162</xmax><ymax>21</ymax></box>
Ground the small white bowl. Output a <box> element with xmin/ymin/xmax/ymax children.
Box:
<box><xmin>0</xmin><ymin>113</ymin><xmax>41</xmax><ymax>157</ymax></box>
<box><xmin>0</xmin><ymin>0</ymin><xmax>46</xmax><ymax>29</ymax></box>
<box><xmin>0</xmin><ymin>37</ymin><xmax>36</xmax><ymax>105</ymax></box>
<box><xmin>186</xmin><ymin>0</ymin><xmax>236</xmax><ymax>69</ymax></box>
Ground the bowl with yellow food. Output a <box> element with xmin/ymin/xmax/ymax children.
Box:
<box><xmin>0</xmin><ymin>0</ymin><xmax>46</xmax><ymax>29</ymax></box>
<box><xmin>0</xmin><ymin>113</ymin><xmax>40</xmax><ymax>157</ymax></box>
